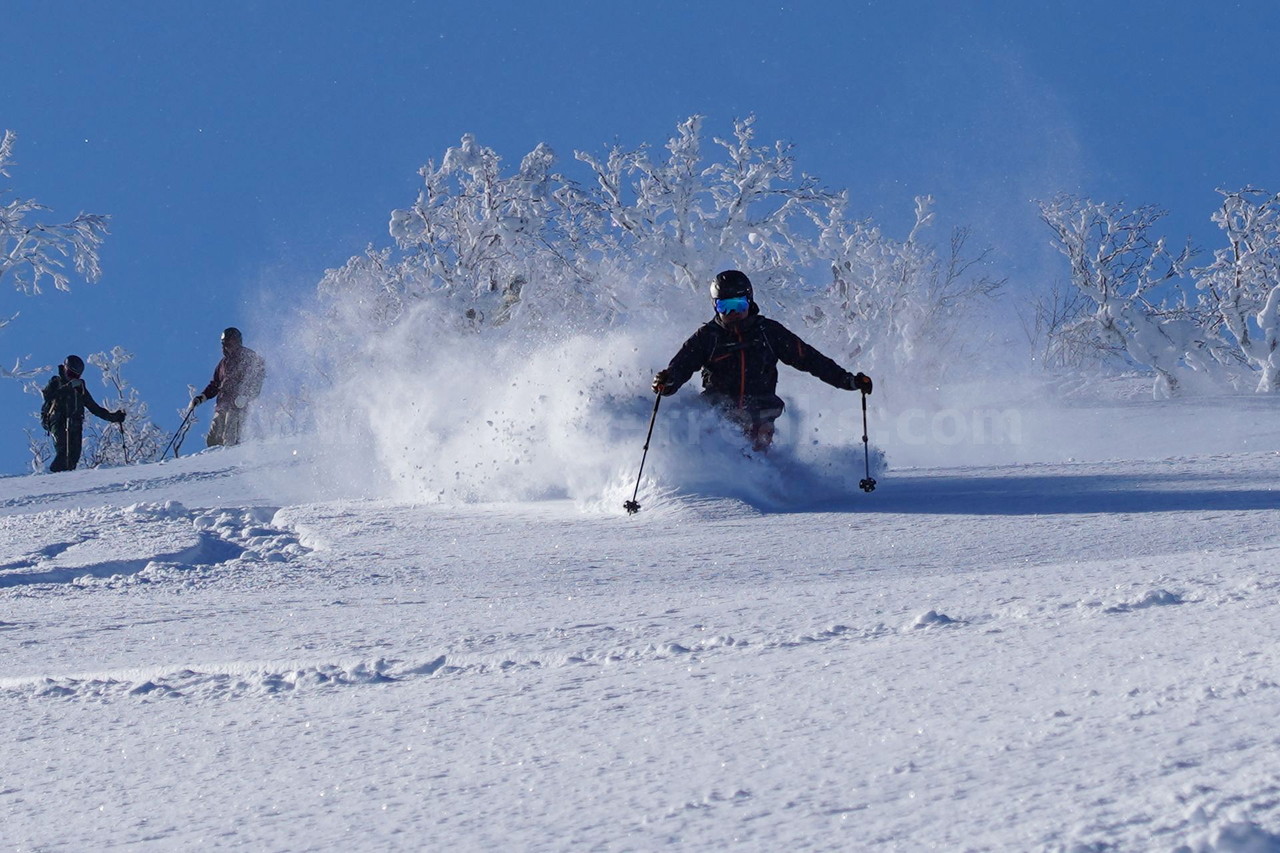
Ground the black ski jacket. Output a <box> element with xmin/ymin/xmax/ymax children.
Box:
<box><xmin>662</xmin><ymin>304</ymin><xmax>854</xmax><ymax>410</ymax></box>
<box><xmin>41</xmin><ymin>366</ymin><xmax>116</xmax><ymax>431</ymax></box>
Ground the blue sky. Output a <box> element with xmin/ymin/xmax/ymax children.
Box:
<box><xmin>3</xmin><ymin>1</ymin><xmax>1278</xmax><ymax>474</ymax></box>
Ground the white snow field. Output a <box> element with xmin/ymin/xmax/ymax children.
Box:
<box><xmin>5</xmin><ymin>395</ymin><xmax>1280</xmax><ymax>852</ymax></box>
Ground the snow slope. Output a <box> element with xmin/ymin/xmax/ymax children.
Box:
<box><xmin>5</xmin><ymin>398</ymin><xmax>1280</xmax><ymax>852</ymax></box>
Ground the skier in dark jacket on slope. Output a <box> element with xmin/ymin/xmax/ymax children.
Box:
<box><xmin>40</xmin><ymin>355</ymin><xmax>125</xmax><ymax>472</ymax></box>
<box><xmin>190</xmin><ymin>327</ymin><xmax>266</xmax><ymax>447</ymax></box>
<box><xmin>652</xmin><ymin>270</ymin><xmax>872</xmax><ymax>451</ymax></box>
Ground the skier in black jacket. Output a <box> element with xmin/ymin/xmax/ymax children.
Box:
<box><xmin>652</xmin><ymin>270</ymin><xmax>872</xmax><ymax>451</ymax></box>
<box><xmin>40</xmin><ymin>355</ymin><xmax>125</xmax><ymax>472</ymax></box>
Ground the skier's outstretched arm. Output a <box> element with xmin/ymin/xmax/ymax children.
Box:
<box><xmin>767</xmin><ymin>321</ymin><xmax>871</xmax><ymax>392</ymax></box>
<box><xmin>82</xmin><ymin>389</ymin><xmax>123</xmax><ymax>423</ymax></box>
<box><xmin>653</xmin><ymin>324</ymin><xmax>717</xmax><ymax>395</ymax></box>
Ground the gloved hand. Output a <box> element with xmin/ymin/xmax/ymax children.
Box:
<box><xmin>651</xmin><ymin>370</ymin><xmax>676</xmax><ymax>396</ymax></box>
<box><xmin>111</xmin><ymin>410</ymin><xmax>126</xmax><ymax>423</ymax></box>
<box><xmin>845</xmin><ymin>372</ymin><xmax>872</xmax><ymax>394</ymax></box>
<box><xmin>234</xmin><ymin>396</ymin><xmax>247</xmax><ymax>409</ymax></box>
<box><xmin>191</xmin><ymin>394</ymin><xmax>206</xmax><ymax>408</ymax></box>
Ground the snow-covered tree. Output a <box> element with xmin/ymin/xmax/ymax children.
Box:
<box><xmin>313</xmin><ymin>116</ymin><xmax>999</xmax><ymax>386</ymax></box>
<box><xmin>82</xmin><ymin>347</ymin><xmax>168</xmax><ymax>466</ymax></box>
<box><xmin>1038</xmin><ymin>194</ymin><xmax>1216</xmax><ymax>398</ymax></box>
<box><xmin>1195</xmin><ymin>188</ymin><xmax>1280</xmax><ymax>391</ymax></box>
<box><xmin>1</xmin><ymin>130</ymin><xmax>110</xmax><ymax>378</ymax></box>
<box><xmin>812</xmin><ymin>195</ymin><xmax>1003</xmax><ymax>378</ymax></box>
<box><xmin>383</xmin><ymin>133</ymin><xmax>582</xmax><ymax>329</ymax></box>
<box><xmin>1018</xmin><ymin>278</ymin><xmax>1110</xmax><ymax>374</ymax></box>
<box><xmin>571</xmin><ymin>115</ymin><xmax>844</xmax><ymax>300</ymax></box>
<box><xmin>1040</xmin><ymin>190</ymin><xmax>1280</xmax><ymax>397</ymax></box>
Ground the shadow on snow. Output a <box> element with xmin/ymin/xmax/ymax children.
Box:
<box><xmin>753</xmin><ymin>470</ymin><xmax>1280</xmax><ymax>517</ymax></box>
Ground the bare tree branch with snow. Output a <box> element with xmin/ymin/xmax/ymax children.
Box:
<box><xmin>1</xmin><ymin>130</ymin><xmax>110</xmax><ymax>379</ymax></box>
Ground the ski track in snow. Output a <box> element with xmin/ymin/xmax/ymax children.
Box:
<box><xmin>5</xmin><ymin>422</ymin><xmax>1280</xmax><ymax>851</ymax></box>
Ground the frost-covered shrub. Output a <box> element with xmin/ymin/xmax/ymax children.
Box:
<box><xmin>1040</xmin><ymin>190</ymin><xmax>1280</xmax><ymax>398</ymax></box>
<box><xmin>1196</xmin><ymin>188</ymin><xmax>1280</xmax><ymax>392</ymax></box>
<box><xmin>312</xmin><ymin>116</ymin><xmax>1001</xmax><ymax>385</ymax></box>
<box><xmin>811</xmin><ymin>195</ymin><xmax>1003</xmax><ymax>379</ymax></box>
<box><xmin>1039</xmin><ymin>194</ymin><xmax>1234</xmax><ymax>398</ymax></box>
<box><xmin>82</xmin><ymin>348</ymin><xmax>168</xmax><ymax>467</ymax></box>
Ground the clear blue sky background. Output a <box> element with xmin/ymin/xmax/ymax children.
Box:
<box><xmin>3</xmin><ymin>0</ymin><xmax>1278</xmax><ymax>474</ymax></box>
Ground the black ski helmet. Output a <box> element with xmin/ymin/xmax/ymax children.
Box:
<box><xmin>710</xmin><ymin>270</ymin><xmax>753</xmax><ymax>301</ymax></box>
<box><xmin>63</xmin><ymin>355</ymin><xmax>85</xmax><ymax>376</ymax></box>
<box><xmin>221</xmin><ymin>327</ymin><xmax>243</xmax><ymax>344</ymax></box>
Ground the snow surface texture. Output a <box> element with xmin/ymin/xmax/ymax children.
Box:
<box><xmin>5</xmin><ymin>397</ymin><xmax>1280</xmax><ymax>851</ymax></box>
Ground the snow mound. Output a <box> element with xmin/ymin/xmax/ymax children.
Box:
<box><xmin>1192</xmin><ymin>821</ymin><xmax>1280</xmax><ymax>853</ymax></box>
<box><xmin>912</xmin><ymin>610</ymin><xmax>960</xmax><ymax>629</ymax></box>
<box><xmin>124</xmin><ymin>500</ymin><xmax>190</xmax><ymax>519</ymax></box>
<box><xmin>0</xmin><ymin>501</ymin><xmax>309</xmax><ymax>589</ymax></box>
<box><xmin>1106</xmin><ymin>587</ymin><xmax>1186</xmax><ymax>614</ymax></box>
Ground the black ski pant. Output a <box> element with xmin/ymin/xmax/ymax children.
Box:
<box><xmin>704</xmin><ymin>393</ymin><xmax>785</xmax><ymax>452</ymax></box>
<box><xmin>50</xmin><ymin>418</ymin><xmax>84</xmax><ymax>472</ymax></box>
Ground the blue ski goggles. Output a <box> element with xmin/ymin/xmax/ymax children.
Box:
<box><xmin>714</xmin><ymin>296</ymin><xmax>750</xmax><ymax>315</ymax></box>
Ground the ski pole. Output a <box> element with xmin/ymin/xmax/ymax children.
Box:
<box><xmin>117</xmin><ymin>420</ymin><xmax>131</xmax><ymax>465</ymax></box>
<box><xmin>858</xmin><ymin>390</ymin><xmax>876</xmax><ymax>493</ymax></box>
<box><xmin>161</xmin><ymin>406</ymin><xmax>196</xmax><ymax>462</ymax></box>
<box><xmin>173</xmin><ymin>415</ymin><xmax>194</xmax><ymax>458</ymax></box>
<box><xmin>623</xmin><ymin>391</ymin><xmax>663</xmax><ymax>515</ymax></box>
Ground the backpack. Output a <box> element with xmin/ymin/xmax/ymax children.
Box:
<box><xmin>40</xmin><ymin>375</ymin><xmax>71</xmax><ymax>433</ymax></box>
<box><xmin>40</xmin><ymin>398</ymin><xmax>56</xmax><ymax>433</ymax></box>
